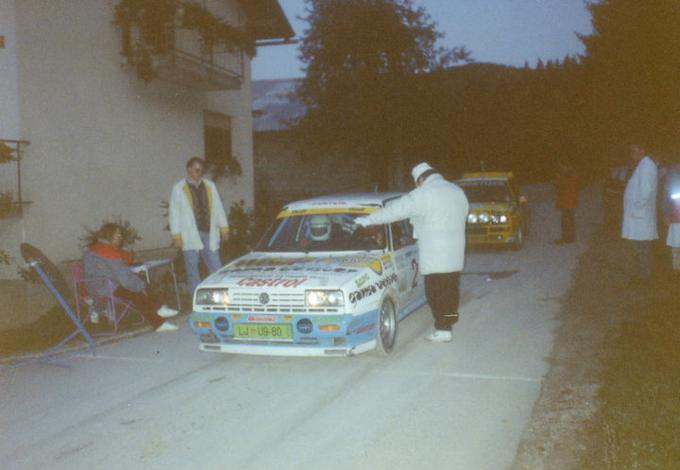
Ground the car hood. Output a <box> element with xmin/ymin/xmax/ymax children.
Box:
<box><xmin>200</xmin><ymin>252</ymin><xmax>387</xmax><ymax>290</ymax></box>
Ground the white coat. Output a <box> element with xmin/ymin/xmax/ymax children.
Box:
<box><xmin>622</xmin><ymin>156</ymin><xmax>658</xmax><ymax>241</ymax></box>
<box><xmin>360</xmin><ymin>174</ymin><xmax>469</xmax><ymax>274</ymax></box>
<box><xmin>169</xmin><ymin>178</ymin><xmax>229</xmax><ymax>251</ymax></box>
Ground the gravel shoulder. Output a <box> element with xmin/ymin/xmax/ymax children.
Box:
<box><xmin>511</xmin><ymin>224</ymin><xmax>673</xmax><ymax>469</ymax></box>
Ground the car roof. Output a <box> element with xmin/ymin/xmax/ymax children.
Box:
<box><xmin>278</xmin><ymin>192</ymin><xmax>403</xmax><ymax>217</ymax></box>
<box><xmin>458</xmin><ymin>171</ymin><xmax>513</xmax><ymax>182</ymax></box>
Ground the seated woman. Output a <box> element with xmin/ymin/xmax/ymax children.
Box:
<box><xmin>82</xmin><ymin>223</ymin><xmax>179</xmax><ymax>332</ymax></box>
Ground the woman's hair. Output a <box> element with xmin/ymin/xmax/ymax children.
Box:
<box><xmin>97</xmin><ymin>223</ymin><xmax>122</xmax><ymax>242</ymax></box>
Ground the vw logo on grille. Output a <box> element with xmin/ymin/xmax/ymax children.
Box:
<box><xmin>259</xmin><ymin>293</ymin><xmax>270</xmax><ymax>305</ymax></box>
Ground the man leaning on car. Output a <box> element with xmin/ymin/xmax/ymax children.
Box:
<box><xmin>355</xmin><ymin>162</ymin><xmax>469</xmax><ymax>343</ymax></box>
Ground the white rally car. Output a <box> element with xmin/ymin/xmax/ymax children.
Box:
<box><xmin>189</xmin><ymin>193</ymin><xmax>426</xmax><ymax>356</ymax></box>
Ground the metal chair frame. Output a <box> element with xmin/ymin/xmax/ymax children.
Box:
<box><xmin>10</xmin><ymin>244</ymin><xmax>96</xmax><ymax>367</ymax></box>
<box><xmin>71</xmin><ymin>262</ymin><xmax>145</xmax><ymax>335</ymax></box>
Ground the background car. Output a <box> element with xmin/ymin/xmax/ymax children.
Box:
<box><xmin>189</xmin><ymin>193</ymin><xmax>426</xmax><ymax>356</ymax></box>
<box><xmin>455</xmin><ymin>171</ymin><xmax>530</xmax><ymax>249</ymax></box>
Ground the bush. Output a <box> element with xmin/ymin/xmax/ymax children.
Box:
<box><xmin>221</xmin><ymin>200</ymin><xmax>271</xmax><ymax>262</ymax></box>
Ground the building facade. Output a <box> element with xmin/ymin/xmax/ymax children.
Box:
<box><xmin>0</xmin><ymin>0</ymin><xmax>292</xmax><ymax>274</ymax></box>
<box><xmin>0</xmin><ymin>0</ymin><xmax>292</xmax><ymax>327</ymax></box>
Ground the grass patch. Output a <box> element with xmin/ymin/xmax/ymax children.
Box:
<box><xmin>580</xmin><ymin>279</ymin><xmax>680</xmax><ymax>469</ymax></box>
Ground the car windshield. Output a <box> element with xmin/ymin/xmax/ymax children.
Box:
<box><xmin>254</xmin><ymin>212</ymin><xmax>388</xmax><ymax>253</ymax></box>
<box><xmin>458</xmin><ymin>181</ymin><xmax>512</xmax><ymax>203</ymax></box>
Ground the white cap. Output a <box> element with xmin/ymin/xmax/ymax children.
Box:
<box><xmin>411</xmin><ymin>162</ymin><xmax>434</xmax><ymax>182</ymax></box>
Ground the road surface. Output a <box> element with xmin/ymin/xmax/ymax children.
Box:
<box><xmin>0</xmin><ymin>184</ymin><xmax>600</xmax><ymax>470</ymax></box>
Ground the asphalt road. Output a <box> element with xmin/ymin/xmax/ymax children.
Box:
<box><xmin>0</xmin><ymin>184</ymin><xmax>600</xmax><ymax>470</ymax></box>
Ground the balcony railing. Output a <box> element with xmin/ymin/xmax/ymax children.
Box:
<box><xmin>116</xmin><ymin>1</ymin><xmax>249</xmax><ymax>90</ymax></box>
<box><xmin>143</xmin><ymin>27</ymin><xmax>243</xmax><ymax>90</ymax></box>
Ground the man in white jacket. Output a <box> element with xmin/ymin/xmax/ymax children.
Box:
<box><xmin>356</xmin><ymin>162</ymin><xmax>469</xmax><ymax>342</ymax></box>
<box><xmin>621</xmin><ymin>144</ymin><xmax>658</xmax><ymax>283</ymax></box>
<box><xmin>169</xmin><ymin>157</ymin><xmax>229</xmax><ymax>295</ymax></box>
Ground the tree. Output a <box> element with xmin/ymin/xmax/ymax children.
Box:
<box><xmin>579</xmin><ymin>0</ymin><xmax>680</xmax><ymax>154</ymax></box>
<box><xmin>294</xmin><ymin>0</ymin><xmax>470</xmax><ymax>189</ymax></box>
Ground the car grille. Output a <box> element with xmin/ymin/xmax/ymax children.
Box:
<box><xmin>228</xmin><ymin>290</ymin><xmax>305</xmax><ymax>312</ymax></box>
<box><xmin>467</xmin><ymin>227</ymin><xmax>488</xmax><ymax>235</ymax></box>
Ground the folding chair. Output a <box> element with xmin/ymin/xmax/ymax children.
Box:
<box><xmin>71</xmin><ymin>261</ymin><xmax>145</xmax><ymax>334</ymax></box>
<box><xmin>14</xmin><ymin>243</ymin><xmax>96</xmax><ymax>365</ymax></box>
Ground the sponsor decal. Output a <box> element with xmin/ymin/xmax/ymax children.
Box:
<box><xmin>225</xmin><ymin>255</ymin><xmax>380</xmax><ymax>275</ymax></box>
<box><xmin>248</xmin><ymin>315</ymin><xmax>276</xmax><ymax>322</ymax></box>
<box><xmin>349</xmin><ymin>285</ymin><xmax>377</xmax><ymax>304</ymax></box>
<box><xmin>348</xmin><ymin>273</ymin><xmax>399</xmax><ymax>303</ymax></box>
<box><xmin>375</xmin><ymin>273</ymin><xmax>398</xmax><ymax>290</ymax></box>
<box><xmin>238</xmin><ymin>277</ymin><xmax>307</xmax><ymax>288</ymax></box>
<box><xmin>355</xmin><ymin>273</ymin><xmax>370</xmax><ymax>288</ymax></box>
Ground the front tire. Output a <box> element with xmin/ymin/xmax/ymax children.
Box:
<box><xmin>375</xmin><ymin>299</ymin><xmax>397</xmax><ymax>355</ymax></box>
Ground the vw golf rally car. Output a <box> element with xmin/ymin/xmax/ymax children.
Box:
<box><xmin>189</xmin><ymin>193</ymin><xmax>426</xmax><ymax>356</ymax></box>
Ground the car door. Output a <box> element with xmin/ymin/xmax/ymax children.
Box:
<box><xmin>389</xmin><ymin>219</ymin><xmax>422</xmax><ymax>317</ymax></box>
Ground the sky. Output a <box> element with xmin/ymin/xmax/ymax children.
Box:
<box><xmin>251</xmin><ymin>0</ymin><xmax>593</xmax><ymax>80</ymax></box>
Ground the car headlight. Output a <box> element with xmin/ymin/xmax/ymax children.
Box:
<box><xmin>306</xmin><ymin>290</ymin><xmax>344</xmax><ymax>307</ymax></box>
<box><xmin>489</xmin><ymin>213</ymin><xmax>509</xmax><ymax>224</ymax></box>
<box><xmin>478</xmin><ymin>212</ymin><xmax>490</xmax><ymax>223</ymax></box>
<box><xmin>467</xmin><ymin>213</ymin><xmax>478</xmax><ymax>224</ymax></box>
<box><xmin>195</xmin><ymin>288</ymin><xmax>230</xmax><ymax>305</ymax></box>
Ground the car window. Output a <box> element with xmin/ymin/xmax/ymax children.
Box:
<box><xmin>458</xmin><ymin>181</ymin><xmax>511</xmax><ymax>203</ymax></box>
<box><xmin>391</xmin><ymin>220</ymin><xmax>415</xmax><ymax>250</ymax></box>
<box><xmin>255</xmin><ymin>213</ymin><xmax>388</xmax><ymax>253</ymax></box>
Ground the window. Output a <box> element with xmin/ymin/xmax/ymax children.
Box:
<box><xmin>391</xmin><ymin>220</ymin><xmax>415</xmax><ymax>250</ymax></box>
<box><xmin>0</xmin><ymin>139</ymin><xmax>29</xmax><ymax>218</ymax></box>
<box><xmin>203</xmin><ymin>111</ymin><xmax>232</xmax><ymax>166</ymax></box>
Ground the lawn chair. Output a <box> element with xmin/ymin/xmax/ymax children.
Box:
<box><xmin>71</xmin><ymin>261</ymin><xmax>145</xmax><ymax>334</ymax></box>
<box><xmin>14</xmin><ymin>243</ymin><xmax>96</xmax><ymax>365</ymax></box>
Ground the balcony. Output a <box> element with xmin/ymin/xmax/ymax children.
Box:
<box><xmin>116</xmin><ymin>1</ymin><xmax>253</xmax><ymax>91</ymax></box>
<box><xmin>143</xmin><ymin>29</ymin><xmax>243</xmax><ymax>91</ymax></box>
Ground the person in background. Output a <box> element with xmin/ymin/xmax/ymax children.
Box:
<box><xmin>662</xmin><ymin>160</ymin><xmax>680</xmax><ymax>276</ymax></box>
<box><xmin>355</xmin><ymin>162</ymin><xmax>469</xmax><ymax>342</ymax></box>
<box><xmin>83</xmin><ymin>223</ymin><xmax>179</xmax><ymax>332</ymax></box>
<box><xmin>169</xmin><ymin>157</ymin><xmax>229</xmax><ymax>295</ymax></box>
<box><xmin>621</xmin><ymin>144</ymin><xmax>659</xmax><ymax>284</ymax></box>
<box><xmin>554</xmin><ymin>161</ymin><xmax>579</xmax><ymax>244</ymax></box>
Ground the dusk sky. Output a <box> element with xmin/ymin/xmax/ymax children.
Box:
<box><xmin>252</xmin><ymin>0</ymin><xmax>594</xmax><ymax>80</ymax></box>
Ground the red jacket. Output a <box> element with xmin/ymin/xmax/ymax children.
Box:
<box><xmin>90</xmin><ymin>242</ymin><xmax>134</xmax><ymax>265</ymax></box>
<box><xmin>556</xmin><ymin>173</ymin><xmax>579</xmax><ymax>209</ymax></box>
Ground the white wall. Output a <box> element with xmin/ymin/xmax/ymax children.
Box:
<box><xmin>0</xmin><ymin>0</ymin><xmax>20</xmax><ymax>137</ymax></box>
<box><xmin>0</xmin><ymin>0</ymin><xmax>254</xmax><ymax>278</ymax></box>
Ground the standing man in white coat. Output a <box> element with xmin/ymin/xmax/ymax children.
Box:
<box><xmin>356</xmin><ymin>162</ymin><xmax>469</xmax><ymax>342</ymax></box>
<box><xmin>622</xmin><ymin>144</ymin><xmax>659</xmax><ymax>283</ymax></box>
<box><xmin>170</xmin><ymin>157</ymin><xmax>230</xmax><ymax>295</ymax></box>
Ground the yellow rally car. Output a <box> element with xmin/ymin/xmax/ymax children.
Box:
<box><xmin>455</xmin><ymin>172</ymin><xmax>530</xmax><ymax>249</ymax></box>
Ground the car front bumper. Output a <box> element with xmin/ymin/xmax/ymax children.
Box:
<box><xmin>197</xmin><ymin>338</ymin><xmax>378</xmax><ymax>357</ymax></box>
<box><xmin>189</xmin><ymin>310</ymin><xmax>380</xmax><ymax>357</ymax></box>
